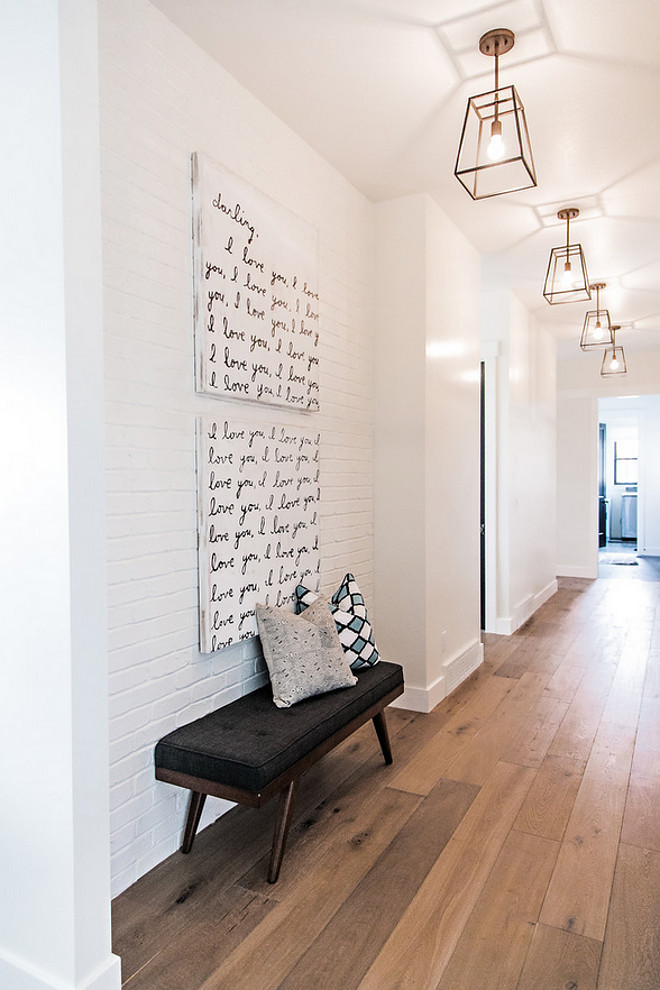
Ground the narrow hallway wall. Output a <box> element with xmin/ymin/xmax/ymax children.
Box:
<box><xmin>374</xmin><ymin>195</ymin><xmax>483</xmax><ymax>712</ymax></box>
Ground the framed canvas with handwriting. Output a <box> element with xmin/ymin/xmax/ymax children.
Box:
<box><xmin>192</xmin><ymin>153</ymin><xmax>320</xmax><ymax>411</ymax></box>
<box><xmin>196</xmin><ymin>417</ymin><xmax>321</xmax><ymax>654</ymax></box>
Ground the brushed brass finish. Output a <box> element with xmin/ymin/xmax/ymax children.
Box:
<box><xmin>479</xmin><ymin>29</ymin><xmax>515</xmax><ymax>57</ymax></box>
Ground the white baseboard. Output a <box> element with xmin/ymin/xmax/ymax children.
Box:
<box><xmin>392</xmin><ymin>677</ymin><xmax>446</xmax><ymax>714</ymax></box>
<box><xmin>392</xmin><ymin>639</ymin><xmax>484</xmax><ymax>713</ymax></box>
<box><xmin>556</xmin><ymin>564</ymin><xmax>598</xmax><ymax>578</ymax></box>
<box><xmin>638</xmin><ymin>548</ymin><xmax>660</xmax><ymax>557</ymax></box>
<box><xmin>495</xmin><ymin>580</ymin><xmax>560</xmax><ymax>636</ymax></box>
<box><xmin>0</xmin><ymin>951</ymin><xmax>121</xmax><ymax>990</ymax></box>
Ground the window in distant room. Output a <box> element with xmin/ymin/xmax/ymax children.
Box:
<box><xmin>614</xmin><ymin>439</ymin><xmax>638</xmax><ymax>485</ymax></box>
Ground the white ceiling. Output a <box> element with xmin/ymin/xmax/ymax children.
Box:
<box><xmin>151</xmin><ymin>0</ymin><xmax>660</xmax><ymax>357</ymax></box>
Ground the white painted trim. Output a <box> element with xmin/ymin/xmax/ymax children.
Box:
<box><xmin>534</xmin><ymin>579</ymin><xmax>558</xmax><ymax>610</ymax></box>
<box><xmin>0</xmin><ymin>951</ymin><xmax>121</xmax><ymax>990</ymax></box>
<box><xmin>638</xmin><ymin>548</ymin><xmax>660</xmax><ymax>558</ymax></box>
<box><xmin>495</xmin><ymin>580</ymin><xmax>560</xmax><ymax>635</ymax></box>
<box><xmin>556</xmin><ymin>564</ymin><xmax>598</xmax><ymax>578</ymax></box>
<box><xmin>392</xmin><ymin>676</ymin><xmax>446</xmax><ymax>714</ymax></box>
<box><xmin>392</xmin><ymin>639</ymin><xmax>484</xmax><ymax>713</ymax></box>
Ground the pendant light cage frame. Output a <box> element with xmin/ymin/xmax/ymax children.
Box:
<box><xmin>454</xmin><ymin>30</ymin><xmax>537</xmax><ymax>200</ymax></box>
<box><xmin>579</xmin><ymin>283</ymin><xmax>614</xmax><ymax>350</ymax></box>
<box><xmin>600</xmin><ymin>327</ymin><xmax>627</xmax><ymax>376</ymax></box>
<box><xmin>543</xmin><ymin>209</ymin><xmax>591</xmax><ymax>305</ymax></box>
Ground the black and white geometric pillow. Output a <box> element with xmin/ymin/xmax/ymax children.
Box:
<box><xmin>295</xmin><ymin>572</ymin><xmax>380</xmax><ymax>669</ymax></box>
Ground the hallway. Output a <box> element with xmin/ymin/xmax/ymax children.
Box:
<box><xmin>113</xmin><ymin>573</ymin><xmax>660</xmax><ymax>989</ymax></box>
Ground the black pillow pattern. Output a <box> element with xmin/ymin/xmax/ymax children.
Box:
<box><xmin>295</xmin><ymin>572</ymin><xmax>380</xmax><ymax>669</ymax></box>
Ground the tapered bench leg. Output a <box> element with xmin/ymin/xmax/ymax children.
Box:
<box><xmin>181</xmin><ymin>791</ymin><xmax>206</xmax><ymax>853</ymax></box>
<box><xmin>267</xmin><ymin>778</ymin><xmax>299</xmax><ymax>883</ymax></box>
<box><xmin>372</xmin><ymin>709</ymin><xmax>393</xmax><ymax>764</ymax></box>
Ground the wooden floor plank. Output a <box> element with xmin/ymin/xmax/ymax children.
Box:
<box><xmin>539</xmin><ymin>720</ymin><xmax>637</xmax><ymax>941</ymax></box>
<box><xmin>597</xmin><ymin>843</ymin><xmax>660</xmax><ymax>990</ymax></box>
<box><xmin>388</xmin><ymin>675</ymin><xmax>515</xmax><ymax>795</ymax></box>
<box><xmin>513</xmin><ymin>752</ymin><xmax>586</xmax><ymax>841</ymax></box>
<box><xmin>542</xmin><ymin>660</ymin><xmax>588</xmax><ymax>703</ymax></box>
<box><xmin>547</xmin><ymin>663</ymin><xmax>617</xmax><ymax>763</ymax></box>
<box><xmin>277</xmin><ymin>778</ymin><xmax>479</xmax><ymax>990</ymax></box>
<box><xmin>121</xmin><ymin>885</ymin><xmax>273</xmax><ymax>990</ymax></box>
<box><xmin>516</xmin><ymin>923</ymin><xmax>602</xmax><ymax>990</ymax></box>
<box><xmin>620</xmin><ymin>775</ymin><xmax>660</xmax><ymax>853</ymax></box>
<box><xmin>443</xmin><ymin>672</ymin><xmax>549</xmax><ymax>785</ymax></box>
<box><xmin>500</xmin><ymin>695</ymin><xmax>569</xmax><ymax>769</ymax></box>
<box><xmin>436</xmin><ymin>830</ymin><xmax>559</xmax><ymax>990</ymax></box>
<box><xmin>356</xmin><ymin>762</ymin><xmax>536</xmax><ymax>990</ymax></box>
<box><xmin>197</xmin><ymin>786</ymin><xmax>420</xmax><ymax>990</ymax></box>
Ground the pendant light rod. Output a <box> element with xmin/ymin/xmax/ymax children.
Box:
<box><xmin>479</xmin><ymin>29</ymin><xmax>514</xmax><ymax>143</ymax></box>
<box><xmin>558</xmin><ymin>208</ymin><xmax>579</xmax><ymax>254</ymax></box>
<box><xmin>591</xmin><ymin>282</ymin><xmax>605</xmax><ymax>315</ymax></box>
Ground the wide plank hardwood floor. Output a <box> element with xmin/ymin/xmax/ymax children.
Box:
<box><xmin>113</xmin><ymin>575</ymin><xmax>660</xmax><ymax>989</ymax></box>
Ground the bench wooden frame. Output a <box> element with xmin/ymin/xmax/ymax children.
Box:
<box><xmin>155</xmin><ymin>682</ymin><xmax>403</xmax><ymax>882</ymax></box>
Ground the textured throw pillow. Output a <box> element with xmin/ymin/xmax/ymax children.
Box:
<box><xmin>255</xmin><ymin>596</ymin><xmax>357</xmax><ymax>708</ymax></box>
<box><xmin>295</xmin><ymin>572</ymin><xmax>380</xmax><ymax>669</ymax></box>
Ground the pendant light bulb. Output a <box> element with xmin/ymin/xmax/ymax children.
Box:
<box><xmin>610</xmin><ymin>355</ymin><xmax>619</xmax><ymax>370</ymax></box>
<box><xmin>559</xmin><ymin>259</ymin><xmax>574</xmax><ymax>289</ymax></box>
<box><xmin>487</xmin><ymin>119</ymin><xmax>505</xmax><ymax>161</ymax></box>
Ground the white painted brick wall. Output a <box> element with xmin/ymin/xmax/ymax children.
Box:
<box><xmin>100</xmin><ymin>0</ymin><xmax>376</xmax><ymax>897</ymax></box>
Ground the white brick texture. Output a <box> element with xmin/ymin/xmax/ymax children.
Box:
<box><xmin>100</xmin><ymin>0</ymin><xmax>376</xmax><ymax>896</ymax></box>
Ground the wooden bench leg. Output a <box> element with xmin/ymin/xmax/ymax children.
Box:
<box><xmin>267</xmin><ymin>778</ymin><xmax>299</xmax><ymax>883</ymax></box>
<box><xmin>181</xmin><ymin>791</ymin><xmax>206</xmax><ymax>854</ymax></box>
<box><xmin>372</xmin><ymin>709</ymin><xmax>393</xmax><ymax>764</ymax></box>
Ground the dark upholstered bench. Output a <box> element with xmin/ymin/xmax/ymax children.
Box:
<box><xmin>155</xmin><ymin>660</ymin><xmax>404</xmax><ymax>882</ymax></box>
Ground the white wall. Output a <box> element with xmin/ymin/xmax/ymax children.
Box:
<box><xmin>374</xmin><ymin>195</ymin><xmax>483</xmax><ymax>713</ymax></box>
<box><xmin>557</xmin><ymin>349</ymin><xmax>660</xmax><ymax>572</ymax></box>
<box><xmin>556</xmin><ymin>398</ymin><xmax>599</xmax><ymax>578</ymax></box>
<box><xmin>483</xmin><ymin>291</ymin><xmax>558</xmax><ymax>632</ymax></box>
<box><xmin>0</xmin><ymin>1</ymin><xmax>120</xmax><ymax>987</ymax></box>
<box><xmin>100</xmin><ymin>0</ymin><xmax>377</xmax><ymax>896</ymax></box>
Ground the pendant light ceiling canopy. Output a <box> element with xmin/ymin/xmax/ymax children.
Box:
<box><xmin>600</xmin><ymin>326</ymin><xmax>627</xmax><ymax>376</ymax></box>
<box><xmin>454</xmin><ymin>28</ymin><xmax>537</xmax><ymax>200</ymax></box>
<box><xmin>579</xmin><ymin>283</ymin><xmax>614</xmax><ymax>350</ymax></box>
<box><xmin>543</xmin><ymin>208</ymin><xmax>591</xmax><ymax>305</ymax></box>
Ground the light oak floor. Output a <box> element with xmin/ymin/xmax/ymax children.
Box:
<box><xmin>113</xmin><ymin>575</ymin><xmax>660</xmax><ymax>989</ymax></box>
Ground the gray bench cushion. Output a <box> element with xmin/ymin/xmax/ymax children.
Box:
<box><xmin>154</xmin><ymin>660</ymin><xmax>403</xmax><ymax>793</ymax></box>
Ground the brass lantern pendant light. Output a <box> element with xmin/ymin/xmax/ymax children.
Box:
<box><xmin>600</xmin><ymin>326</ymin><xmax>627</xmax><ymax>376</ymax></box>
<box><xmin>454</xmin><ymin>28</ymin><xmax>537</xmax><ymax>200</ymax></box>
<box><xmin>579</xmin><ymin>283</ymin><xmax>614</xmax><ymax>350</ymax></box>
<box><xmin>543</xmin><ymin>208</ymin><xmax>591</xmax><ymax>305</ymax></box>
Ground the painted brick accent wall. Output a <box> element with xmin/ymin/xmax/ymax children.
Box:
<box><xmin>100</xmin><ymin>0</ymin><xmax>375</xmax><ymax>896</ymax></box>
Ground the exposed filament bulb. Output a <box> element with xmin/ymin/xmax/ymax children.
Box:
<box><xmin>487</xmin><ymin>119</ymin><xmax>505</xmax><ymax>162</ymax></box>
